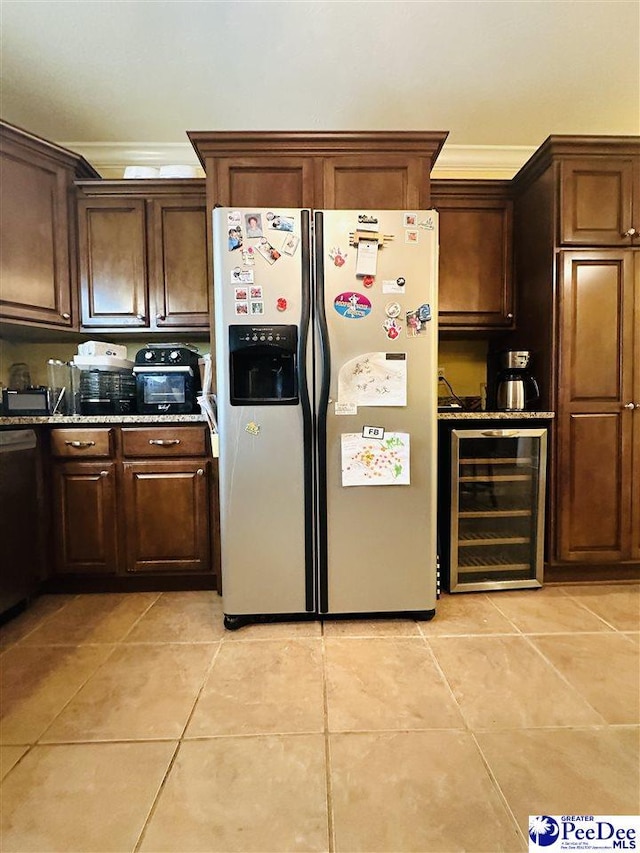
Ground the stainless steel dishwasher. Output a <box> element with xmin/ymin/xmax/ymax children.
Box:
<box><xmin>0</xmin><ymin>429</ymin><xmax>43</xmax><ymax>618</ymax></box>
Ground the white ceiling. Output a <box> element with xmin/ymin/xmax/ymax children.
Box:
<box><xmin>1</xmin><ymin>0</ymin><xmax>639</xmax><ymax>177</ymax></box>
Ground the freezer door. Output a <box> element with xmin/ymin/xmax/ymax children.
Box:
<box><xmin>212</xmin><ymin>208</ymin><xmax>314</xmax><ymax>617</ymax></box>
<box><xmin>315</xmin><ymin>209</ymin><xmax>438</xmax><ymax>615</ymax></box>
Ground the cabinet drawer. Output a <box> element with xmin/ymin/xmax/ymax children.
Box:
<box><xmin>50</xmin><ymin>428</ymin><xmax>113</xmax><ymax>458</ymax></box>
<box><xmin>122</xmin><ymin>426</ymin><xmax>207</xmax><ymax>458</ymax></box>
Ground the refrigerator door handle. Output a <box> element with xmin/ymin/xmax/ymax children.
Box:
<box><xmin>314</xmin><ymin>210</ymin><xmax>330</xmax><ymax>614</ymax></box>
<box><xmin>299</xmin><ymin>209</ymin><xmax>316</xmax><ymax>613</ymax></box>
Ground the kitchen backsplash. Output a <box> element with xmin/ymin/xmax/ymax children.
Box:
<box><xmin>437</xmin><ymin>339</ymin><xmax>488</xmax><ymax>397</ymax></box>
<box><xmin>1</xmin><ymin>337</ymin><xmax>485</xmax><ymax>395</ymax></box>
<box><xmin>0</xmin><ymin>338</ymin><xmax>211</xmax><ymax>388</ymax></box>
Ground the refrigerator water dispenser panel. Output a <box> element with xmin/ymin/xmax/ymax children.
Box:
<box><xmin>229</xmin><ymin>324</ymin><xmax>298</xmax><ymax>405</ymax></box>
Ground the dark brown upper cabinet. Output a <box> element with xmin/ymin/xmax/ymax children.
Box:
<box><xmin>0</xmin><ymin>120</ymin><xmax>99</xmax><ymax>331</ymax></box>
<box><xmin>76</xmin><ymin>180</ymin><xmax>210</xmax><ymax>332</ymax></box>
<box><xmin>431</xmin><ymin>180</ymin><xmax>514</xmax><ymax>331</ymax></box>
<box><xmin>187</xmin><ymin>131</ymin><xmax>448</xmax><ymax>211</ymax></box>
<box><xmin>560</xmin><ymin>154</ymin><xmax>640</xmax><ymax>245</ymax></box>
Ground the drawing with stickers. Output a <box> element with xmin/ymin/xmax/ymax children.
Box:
<box><xmin>341</xmin><ymin>432</ymin><xmax>410</xmax><ymax>486</ymax></box>
<box><xmin>338</xmin><ymin>352</ymin><xmax>407</xmax><ymax>407</ymax></box>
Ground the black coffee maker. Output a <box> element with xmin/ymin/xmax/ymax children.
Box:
<box><xmin>493</xmin><ymin>350</ymin><xmax>540</xmax><ymax>411</ymax></box>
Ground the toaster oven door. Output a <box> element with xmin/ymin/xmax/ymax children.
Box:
<box><xmin>135</xmin><ymin>368</ymin><xmax>194</xmax><ymax>413</ymax></box>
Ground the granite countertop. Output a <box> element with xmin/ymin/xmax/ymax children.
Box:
<box><xmin>437</xmin><ymin>411</ymin><xmax>555</xmax><ymax>420</ymax></box>
<box><xmin>0</xmin><ymin>414</ymin><xmax>208</xmax><ymax>426</ymax></box>
<box><xmin>1</xmin><ymin>411</ymin><xmax>554</xmax><ymax>427</ymax></box>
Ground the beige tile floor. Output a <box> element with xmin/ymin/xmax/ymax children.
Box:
<box><xmin>0</xmin><ymin>584</ymin><xmax>638</xmax><ymax>852</ymax></box>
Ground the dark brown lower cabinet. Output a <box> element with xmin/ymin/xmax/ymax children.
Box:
<box><xmin>121</xmin><ymin>460</ymin><xmax>211</xmax><ymax>574</ymax></box>
<box><xmin>51</xmin><ymin>461</ymin><xmax>119</xmax><ymax>575</ymax></box>
<box><xmin>556</xmin><ymin>250</ymin><xmax>640</xmax><ymax>566</ymax></box>
<box><xmin>47</xmin><ymin>425</ymin><xmax>219</xmax><ymax>589</ymax></box>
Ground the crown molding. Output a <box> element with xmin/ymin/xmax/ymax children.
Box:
<box><xmin>60</xmin><ymin>142</ymin><xmax>206</xmax><ymax>178</ymax></box>
<box><xmin>60</xmin><ymin>141</ymin><xmax>537</xmax><ymax>180</ymax></box>
<box><xmin>432</xmin><ymin>144</ymin><xmax>536</xmax><ymax>179</ymax></box>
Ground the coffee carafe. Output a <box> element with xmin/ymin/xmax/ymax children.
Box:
<box><xmin>495</xmin><ymin>350</ymin><xmax>540</xmax><ymax>411</ymax></box>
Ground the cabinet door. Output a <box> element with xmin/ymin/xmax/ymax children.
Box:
<box><xmin>0</xmin><ymin>147</ymin><xmax>74</xmax><ymax>327</ymax></box>
<box><xmin>435</xmin><ymin>196</ymin><xmax>514</xmax><ymax>328</ymax></box>
<box><xmin>150</xmin><ymin>198</ymin><xmax>210</xmax><ymax>329</ymax></box>
<box><xmin>557</xmin><ymin>251</ymin><xmax>636</xmax><ymax>562</ymax></box>
<box><xmin>121</xmin><ymin>460</ymin><xmax>211</xmax><ymax>573</ymax></box>
<box><xmin>51</xmin><ymin>461</ymin><xmax>118</xmax><ymax>575</ymax></box>
<box><xmin>213</xmin><ymin>157</ymin><xmax>316</xmax><ymax>208</ymax></box>
<box><xmin>78</xmin><ymin>198</ymin><xmax>149</xmax><ymax>328</ymax></box>
<box><xmin>560</xmin><ymin>158</ymin><xmax>637</xmax><ymax>246</ymax></box>
<box><xmin>322</xmin><ymin>156</ymin><xmax>427</xmax><ymax>209</ymax></box>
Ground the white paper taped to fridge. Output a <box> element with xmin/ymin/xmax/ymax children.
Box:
<box><xmin>338</xmin><ymin>353</ymin><xmax>407</xmax><ymax>407</ymax></box>
<box><xmin>341</xmin><ymin>432</ymin><xmax>410</xmax><ymax>487</ymax></box>
<box><xmin>356</xmin><ymin>240</ymin><xmax>378</xmax><ymax>276</ymax></box>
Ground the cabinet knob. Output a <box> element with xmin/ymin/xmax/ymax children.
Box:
<box><xmin>506</xmin><ymin>313</ymin><xmax>513</xmax><ymax>320</ymax></box>
<box><xmin>623</xmin><ymin>402</ymin><xmax>636</xmax><ymax>410</ymax></box>
<box><xmin>136</xmin><ymin>314</ymin><xmax>145</xmax><ymax>321</ymax></box>
<box><xmin>62</xmin><ymin>312</ymin><xmax>71</xmax><ymax>320</ymax></box>
<box><xmin>100</xmin><ymin>470</ymin><xmax>109</xmax><ymax>478</ymax></box>
<box><xmin>196</xmin><ymin>468</ymin><xmax>205</xmax><ymax>476</ymax></box>
<box><xmin>156</xmin><ymin>313</ymin><xmax>166</xmax><ymax>321</ymax></box>
<box><xmin>622</xmin><ymin>227</ymin><xmax>638</xmax><ymax>238</ymax></box>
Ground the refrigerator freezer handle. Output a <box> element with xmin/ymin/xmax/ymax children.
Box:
<box><xmin>314</xmin><ymin>210</ymin><xmax>330</xmax><ymax>613</ymax></box>
<box><xmin>299</xmin><ymin>209</ymin><xmax>315</xmax><ymax>613</ymax></box>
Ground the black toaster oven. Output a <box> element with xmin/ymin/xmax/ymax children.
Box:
<box><xmin>2</xmin><ymin>387</ymin><xmax>49</xmax><ymax>416</ymax></box>
<box><xmin>133</xmin><ymin>345</ymin><xmax>201</xmax><ymax>414</ymax></box>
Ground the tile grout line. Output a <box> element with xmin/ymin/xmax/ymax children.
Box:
<box><xmin>132</xmin><ymin>739</ymin><xmax>182</xmax><ymax>853</ymax></box>
<box><xmin>469</xmin><ymin>730</ymin><xmax>528</xmax><ymax>849</ymax></box>
<box><xmin>133</xmin><ymin>638</ymin><xmax>223</xmax><ymax>853</ymax></box>
<box><xmin>31</xmin><ymin>642</ymin><xmax>121</xmax><ymax>747</ymax></box>
<box><xmin>482</xmin><ymin>592</ymin><xmax>528</xmax><ymax>636</ymax></box>
<box><xmin>114</xmin><ymin>591</ymin><xmax>165</xmax><ymax>643</ymax></box>
<box><xmin>417</xmin><ymin>625</ymin><xmax>472</xmax><ymax>733</ymax></box>
<box><xmin>518</xmin><ymin>632</ymin><xmax>610</xmax><ymax>725</ymax></box>
<box><xmin>0</xmin><ymin>594</ymin><xmax>81</xmax><ymax>655</ymax></box>
<box><xmin>561</xmin><ymin>592</ymin><xmax>637</xmax><ymax>633</ymax></box>
<box><xmin>320</xmin><ymin>624</ymin><xmax>337</xmax><ymax>853</ymax></box>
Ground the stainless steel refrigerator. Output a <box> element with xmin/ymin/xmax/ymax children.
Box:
<box><xmin>212</xmin><ymin>208</ymin><xmax>438</xmax><ymax>628</ymax></box>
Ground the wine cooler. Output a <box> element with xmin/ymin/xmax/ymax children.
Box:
<box><xmin>447</xmin><ymin>427</ymin><xmax>547</xmax><ymax>592</ymax></box>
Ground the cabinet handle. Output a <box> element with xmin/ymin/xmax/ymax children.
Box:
<box><xmin>61</xmin><ymin>312</ymin><xmax>71</xmax><ymax>320</ymax></box>
<box><xmin>100</xmin><ymin>470</ymin><xmax>109</xmax><ymax>478</ymax></box>
<box><xmin>148</xmin><ymin>438</ymin><xmax>181</xmax><ymax>446</ymax></box>
<box><xmin>65</xmin><ymin>440</ymin><xmax>96</xmax><ymax>447</ymax></box>
<box><xmin>196</xmin><ymin>468</ymin><xmax>204</xmax><ymax>476</ymax></box>
<box><xmin>622</xmin><ymin>227</ymin><xmax>638</xmax><ymax>238</ymax></box>
<box><xmin>481</xmin><ymin>429</ymin><xmax>519</xmax><ymax>437</ymax></box>
<box><xmin>623</xmin><ymin>402</ymin><xmax>636</xmax><ymax>410</ymax></box>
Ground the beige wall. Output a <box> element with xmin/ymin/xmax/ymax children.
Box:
<box><xmin>437</xmin><ymin>339</ymin><xmax>487</xmax><ymax>399</ymax></box>
<box><xmin>0</xmin><ymin>338</ymin><xmax>210</xmax><ymax>388</ymax></box>
<box><xmin>2</xmin><ymin>335</ymin><xmax>486</xmax><ymax>401</ymax></box>
<box><xmin>1</xmin><ymin>337</ymin><xmax>487</xmax><ymax>387</ymax></box>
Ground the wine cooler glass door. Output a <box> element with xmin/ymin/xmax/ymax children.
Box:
<box><xmin>449</xmin><ymin>428</ymin><xmax>547</xmax><ymax>592</ymax></box>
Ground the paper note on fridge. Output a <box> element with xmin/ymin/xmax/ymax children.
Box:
<box><xmin>338</xmin><ymin>352</ymin><xmax>407</xmax><ymax>407</ymax></box>
<box><xmin>356</xmin><ymin>240</ymin><xmax>378</xmax><ymax>276</ymax></box>
<box><xmin>341</xmin><ymin>432</ymin><xmax>410</xmax><ymax>487</ymax></box>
